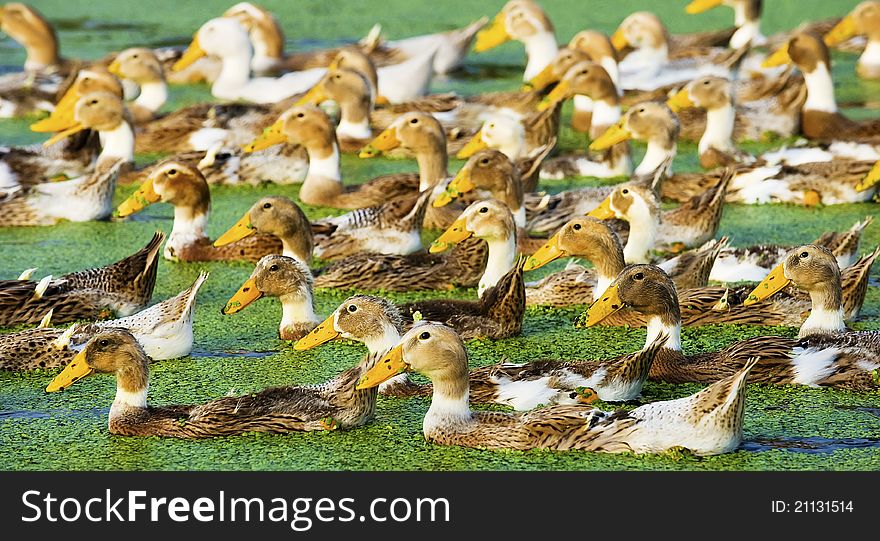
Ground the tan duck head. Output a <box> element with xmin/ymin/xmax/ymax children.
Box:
<box><xmin>0</xmin><ymin>3</ymin><xmax>59</xmax><ymax>71</ymax></box>
<box><xmin>223</xmin><ymin>254</ymin><xmax>319</xmax><ymax>340</ymax></box>
<box><xmin>763</xmin><ymin>33</ymin><xmax>836</xmax><ymax>115</ymax></box>
<box><xmin>295</xmin><ymin>295</ymin><xmax>403</xmax><ymax>355</ymax></box>
<box><xmin>31</xmin><ymin>67</ymin><xmax>123</xmax><ymax>133</ymax></box>
<box><xmin>825</xmin><ymin>1</ymin><xmax>880</xmax><ymax>79</ymax></box>
<box><xmin>524</xmin><ymin>216</ymin><xmax>625</xmax><ymax>302</ymax></box>
<box><xmin>297</xmin><ymin>66</ymin><xmax>374</xmax><ymax>140</ymax></box>
<box><xmin>475</xmin><ymin>0</ymin><xmax>558</xmax><ymax>80</ymax></box>
<box><xmin>39</xmin><ymin>91</ymin><xmax>133</xmax><ymax>166</ymax></box>
<box><xmin>215</xmin><ymin>195</ymin><xmax>313</xmax><ymax>265</ymax></box>
<box><xmin>116</xmin><ymin>160</ymin><xmax>210</xmax><ymax>260</ymax></box>
<box><xmin>585</xmin><ymin>264</ymin><xmax>682</xmax><ymax>350</ymax></box>
<box><xmin>524</xmin><ymin>46</ymin><xmax>590</xmax><ymax>91</ymax></box>
<box><xmin>540</xmin><ymin>60</ymin><xmax>620</xmax><ymax>138</ymax></box>
<box><xmin>359</xmin><ymin>112</ymin><xmax>449</xmax><ymax>191</ymax></box>
<box><xmin>46</xmin><ymin>329</ymin><xmax>150</xmax><ymax>414</ymax></box>
<box><xmin>588</xmin><ymin>183</ymin><xmax>659</xmax><ymax>264</ymax></box>
<box><xmin>108</xmin><ymin>47</ymin><xmax>167</xmax><ymax>120</ymax></box>
<box><xmin>745</xmin><ymin>245</ymin><xmax>845</xmax><ymax>337</ymax></box>
<box><xmin>590</xmin><ymin>101</ymin><xmax>678</xmax><ymax>176</ymax></box>
<box><xmin>667</xmin><ymin>75</ymin><xmax>737</xmax><ymax>166</ymax></box>
<box><xmin>611</xmin><ymin>11</ymin><xmax>669</xmax><ymax>65</ymax></box>
<box><xmin>431</xmin><ymin>198</ymin><xmax>517</xmax><ymax>297</ymax></box>
<box><xmin>434</xmin><ymin>149</ymin><xmax>525</xmax><ymax>227</ymax></box>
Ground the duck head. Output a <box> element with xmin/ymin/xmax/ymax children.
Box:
<box><xmin>31</xmin><ymin>68</ymin><xmax>123</xmax><ymax>133</ymax></box>
<box><xmin>474</xmin><ymin>0</ymin><xmax>554</xmax><ymax>52</ymax></box>
<box><xmin>430</xmin><ymin>198</ymin><xmax>515</xmax><ymax>253</ymax></box>
<box><xmin>173</xmin><ymin>17</ymin><xmax>252</xmax><ymax>71</ymax></box>
<box><xmin>0</xmin><ymin>3</ymin><xmax>59</xmax><ymax>70</ymax></box>
<box><xmin>358</xmin><ymin>112</ymin><xmax>444</xmax><ymax>158</ymax></box>
<box><xmin>590</xmin><ymin>101</ymin><xmax>677</xmax><ymax>151</ymax></box>
<box><xmin>117</xmin><ymin>160</ymin><xmax>208</xmax><ymax>218</ymax></box>
<box><xmin>245</xmin><ymin>105</ymin><xmax>335</xmax><ymax>153</ymax></box>
<box><xmin>40</xmin><ymin>91</ymin><xmax>127</xmax><ymax>148</ymax></box>
<box><xmin>539</xmin><ymin>60</ymin><xmax>618</xmax><ymax>111</ymax></box>
<box><xmin>667</xmin><ymin>75</ymin><xmax>732</xmax><ymax>112</ymax></box>
<box><xmin>456</xmin><ymin>114</ymin><xmax>525</xmax><ymax>160</ymax></box>
<box><xmin>611</xmin><ymin>11</ymin><xmax>669</xmax><ymax>55</ymax></box>
<box><xmin>294</xmin><ymin>295</ymin><xmax>403</xmax><ymax>354</ymax></box>
<box><xmin>524</xmin><ymin>46</ymin><xmax>590</xmax><ymax>91</ymax></box>
<box><xmin>825</xmin><ymin>1</ymin><xmax>880</xmax><ymax>46</ymax></box>
<box><xmin>214</xmin><ymin>195</ymin><xmax>313</xmax><ymax>264</ymax></box>
<box><xmin>435</xmin><ymin>149</ymin><xmax>522</xmax><ymax>212</ymax></box>
<box><xmin>108</xmin><ymin>47</ymin><xmax>164</xmax><ymax>84</ymax></box>
<box><xmin>46</xmin><ymin>329</ymin><xmax>148</xmax><ymax>396</ymax></box>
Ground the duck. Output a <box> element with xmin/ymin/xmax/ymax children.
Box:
<box><xmin>115</xmin><ymin>160</ymin><xmax>282</xmax><ymax>262</ymax></box>
<box><xmin>429</xmin><ymin>199</ymin><xmax>518</xmax><ymax>298</ymax></box>
<box><xmin>474</xmin><ymin>0</ymin><xmax>559</xmax><ymax>81</ymax></box>
<box><xmin>106</xmin><ymin>47</ymin><xmax>169</xmax><ymax>124</ymax></box>
<box><xmin>763</xmin><ymin>32</ymin><xmax>880</xmax><ymax>143</ymax></box>
<box><xmin>0</xmin><ymin>2</ymin><xmax>77</xmax><ymax>118</ymax></box>
<box><xmin>611</xmin><ymin>11</ymin><xmax>744</xmax><ymax>92</ymax></box>
<box><xmin>212</xmin><ymin>196</ymin><xmax>313</xmax><ymax>265</ymax></box>
<box><xmin>824</xmin><ymin>1</ymin><xmax>880</xmax><ymax>80</ymax></box>
<box><xmin>222</xmin><ymin>255</ymin><xmax>320</xmax><ymax>341</ymax></box>
<box><xmin>523</xmin><ymin>216</ymin><xmax>726</xmax><ymax>306</ymax></box>
<box><xmin>45</xmin><ymin>328</ymin><xmax>380</xmax><ymax>436</ymax></box>
<box><xmin>244</xmin><ymin>105</ymin><xmax>421</xmax><ymax>208</ymax></box>
<box><xmin>684</xmin><ymin>0</ymin><xmax>766</xmax><ymax>48</ymax></box>
<box><xmin>356</xmin><ymin>322</ymin><xmax>757</xmax><ymax>456</ymax></box>
<box><xmin>532</xmin><ymin>60</ymin><xmax>632</xmax><ymax>180</ymax></box>
<box><xmin>0</xmin><ymin>231</ymin><xmax>163</xmax><ymax>327</ymax></box>
<box><xmin>0</xmin><ymin>272</ymin><xmax>208</xmax><ymax>371</ymax></box>
<box><xmin>584</xmin><ymin>264</ymin><xmax>880</xmax><ymax>391</ymax></box>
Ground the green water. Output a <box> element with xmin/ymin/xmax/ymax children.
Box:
<box><xmin>1</xmin><ymin>0</ymin><xmax>879</xmax><ymax>470</ymax></box>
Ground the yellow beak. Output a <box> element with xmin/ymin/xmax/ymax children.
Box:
<box><xmin>173</xmin><ymin>34</ymin><xmax>206</xmax><ymax>72</ymax></box>
<box><xmin>666</xmin><ymin>88</ymin><xmax>695</xmax><ymax>112</ymax></box>
<box><xmin>856</xmin><ymin>160</ymin><xmax>880</xmax><ymax>192</ymax></box>
<box><xmin>685</xmin><ymin>0</ymin><xmax>722</xmax><ymax>14</ymax></box>
<box><xmin>295</xmin><ymin>83</ymin><xmax>329</xmax><ymax>106</ymax></box>
<box><xmin>743</xmin><ymin>263</ymin><xmax>790</xmax><ymax>306</ymax></box>
<box><xmin>610</xmin><ymin>28</ymin><xmax>629</xmax><ymax>51</ymax></box>
<box><xmin>433</xmin><ymin>167</ymin><xmax>476</xmax><ymax>208</ymax></box>
<box><xmin>358</xmin><ymin>126</ymin><xmax>400</xmax><ymax>158</ymax></box>
<box><xmin>586</xmin><ymin>195</ymin><xmax>616</xmax><ymax>220</ymax></box>
<box><xmin>524</xmin><ymin>62</ymin><xmax>559</xmax><ymax>92</ymax></box>
<box><xmin>375</xmin><ymin>94</ymin><xmax>391</xmax><ymax>105</ymax></box>
<box><xmin>589</xmin><ymin>120</ymin><xmax>631</xmax><ymax>151</ymax></box>
<box><xmin>474</xmin><ymin>12</ymin><xmax>511</xmax><ymax>53</ymax></box>
<box><xmin>46</xmin><ymin>350</ymin><xmax>94</xmax><ymax>392</ymax></box>
<box><xmin>584</xmin><ymin>282</ymin><xmax>625</xmax><ymax>326</ymax></box>
<box><xmin>243</xmin><ymin>118</ymin><xmax>287</xmax><ymax>152</ymax></box>
<box><xmin>429</xmin><ymin>216</ymin><xmax>472</xmax><ymax>253</ymax></box>
<box><xmin>523</xmin><ymin>231</ymin><xmax>565</xmax><ymax>271</ymax></box>
<box><xmin>538</xmin><ymin>79</ymin><xmax>570</xmax><ymax>111</ymax></box>
<box><xmin>116</xmin><ymin>178</ymin><xmax>161</xmax><ymax>217</ymax></box>
<box><xmin>31</xmin><ymin>85</ymin><xmax>81</xmax><ymax>133</ymax></box>
<box><xmin>356</xmin><ymin>343</ymin><xmax>408</xmax><ymax>389</ymax></box>
<box><xmin>761</xmin><ymin>43</ymin><xmax>792</xmax><ymax>68</ymax></box>
<box><xmin>214</xmin><ymin>211</ymin><xmax>255</xmax><ymax>247</ymax></box>
<box><xmin>108</xmin><ymin>58</ymin><xmax>123</xmax><ymax>76</ymax></box>
<box><xmin>222</xmin><ymin>278</ymin><xmax>263</xmax><ymax>314</ymax></box>
<box><xmin>824</xmin><ymin>14</ymin><xmax>856</xmax><ymax>47</ymax></box>
<box><xmin>293</xmin><ymin>314</ymin><xmax>340</xmax><ymax>351</ymax></box>
<box><xmin>42</xmin><ymin>122</ymin><xmax>87</xmax><ymax>147</ymax></box>
<box><xmin>456</xmin><ymin>129</ymin><xmax>488</xmax><ymax>159</ymax></box>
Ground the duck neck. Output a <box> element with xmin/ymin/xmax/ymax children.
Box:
<box><xmin>800</xmin><ymin>282</ymin><xmax>845</xmax><ymax>337</ymax></box>
<box><xmin>590</xmin><ymin>97</ymin><xmax>622</xmax><ymax>133</ymax></box>
<box><xmin>167</xmin><ymin>206</ymin><xmax>209</xmax><ymax>259</ymax></box>
<box><xmin>859</xmin><ymin>39</ymin><xmax>880</xmax><ymax>70</ymax></box>
<box><xmin>599</xmin><ymin>56</ymin><xmax>622</xmax><ymax>92</ymax></box>
<box><xmin>523</xmin><ymin>31</ymin><xmax>559</xmax><ymax>80</ymax></box>
<box><xmin>635</xmin><ymin>139</ymin><xmax>675</xmax><ymax>176</ymax></box>
<box><xmin>98</xmin><ymin>122</ymin><xmax>135</xmax><ymax>164</ymax></box>
<box><xmin>803</xmin><ymin>62</ymin><xmax>837</xmax><ymax>114</ymax></box>
<box><xmin>337</xmin><ymin>97</ymin><xmax>373</xmax><ymax>140</ymax></box>
<box><xmin>305</xmin><ymin>141</ymin><xmax>342</xmax><ymax>183</ymax></box>
<box><xmin>497</xmin><ymin>137</ymin><xmax>525</xmax><ymax>160</ymax></box>
<box><xmin>645</xmin><ymin>314</ymin><xmax>681</xmax><ymax>352</ymax></box>
<box><xmin>416</xmin><ymin>143</ymin><xmax>449</xmax><ymax>191</ymax></box>
<box><xmin>279</xmin><ymin>291</ymin><xmax>320</xmax><ymax>336</ymax></box>
<box><xmin>730</xmin><ymin>20</ymin><xmax>763</xmax><ymax>48</ymax></box>
<box><xmin>425</xmin><ymin>375</ymin><xmax>472</xmax><ymax>435</ymax></box>
<box><xmin>280</xmin><ymin>237</ymin><xmax>312</xmax><ymax>266</ymax></box>
<box><xmin>589</xmin><ymin>248</ymin><xmax>625</xmax><ymax>303</ymax></box>
<box><xmin>621</xmin><ymin>199</ymin><xmax>658</xmax><ymax>264</ymax></box>
<box><xmin>361</xmin><ymin>321</ymin><xmax>402</xmax><ymax>356</ymax></box>
<box><xmin>214</xmin><ymin>48</ymin><xmax>254</xmax><ymax>100</ymax></box>
<box><xmin>23</xmin><ymin>38</ymin><xmax>59</xmax><ymax>71</ymax></box>
<box><xmin>479</xmin><ymin>233</ymin><xmax>516</xmax><ymax>297</ymax></box>
<box><xmin>110</xmin><ymin>355</ymin><xmax>150</xmax><ymax>419</ymax></box>
<box><xmin>625</xmin><ymin>44</ymin><xmax>669</xmax><ymax>70</ymax></box>
<box><xmin>700</xmin><ymin>103</ymin><xmax>736</xmax><ymax>155</ymax></box>
<box><xmin>133</xmin><ymin>81</ymin><xmax>168</xmax><ymax>113</ymax></box>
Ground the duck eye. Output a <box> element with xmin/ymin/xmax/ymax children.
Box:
<box><xmin>621</xmin><ymin>188</ymin><xmax>628</xmax><ymax>194</ymax></box>
<box><xmin>348</xmin><ymin>305</ymin><xmax>358</xmax><ymax>313</ymax></box>
<box><xmin>133</xmin><ymin>54</ymin><xmax>139</xmax><ymax>59</ymax></box>
<box><xmin>296</xmin><ymin>112</ymin><xmax>304</xmax><ymax>118</ymax></box>
<box><xmin>334</xmin><ymin>74</ymin><xmax>341</xmax><ymax>79</ymax></box>
<box><xmin>89</xmin><ymin>99</ymin><xmax>98</xmax><ymax>105</ymax></box>
<box><xmin>419</xmin><ymin>331</ymin><xmax>431</xmax><ymax>340</ymax></box>
<box><xmin>573</xmin><ymin>223</ymin><xmax>582</xmax><ymax>231</ymax></box>
<box><xmin>263</xmin><ymin>202</ymin><xmax>272</xmax><ymax>209</ymax></box>
<box><xmin>479</xmin><ymin>207</ymin><xmax>488</xmax><ymax>213</ymax></box>
<box><xmin>99</xmin><ymin>339</ymin><xmax>109</xmax><ymax>347</ymax></box>
<box><xmin>637</xmin><ymin>108</ymin><xmax>645</xmax><ymax>113</ymax></box>
<box><xmin>633</xmin><ymin>272</ymin><xmax>645</xmax><ymax>280</ymax></box>
<box><xmin>216</xmin><ymin>152</ymin><xmax>231</xmax><ymax>160</ymax></box>
<box><xmin>167</xmin><ymin>168</ymin><xmax>177</xmax><ymax>176</ymax></box>
<box><xmin>800</xmin><ymin>251</ymin><xmax>809</xmax><ymax>259</ymax></box>
<box><xmin>703</xmin><ymin>80</ymin><xmax>710</xmax><ymax>85</ymax></box>
<box><xmin>269</xmin><ymin>264</ymin><xmax>279</xmax><ymax>271</ymax></box>
<box><xmin>410</xmin><ymin>118</ymin><xmax>419</xmax><ymax>124</ymax></box>
<box><xmin>480</xmin><ymin>158</ymin><xmax>489</xmax><ymax>165</ymax></box>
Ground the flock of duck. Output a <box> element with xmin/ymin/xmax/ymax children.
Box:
<box><xmin>0</xmin><ymin>0</ymin><xmax>879</xmax><ymax>456</ymax></box>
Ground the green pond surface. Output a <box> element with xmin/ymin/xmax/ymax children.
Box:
<box><xmin>1</xmin><ymin>0</ymin><xmax>879</xmax><ymax>470</ymax></box>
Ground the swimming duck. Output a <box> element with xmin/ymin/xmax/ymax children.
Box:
<box><xmin>245</xmin><ymin>105</ymin><xmax>421</xmax><ymax>207</ymax></box>
<box><xmin>584</xmin><ymin>264</ymin><xmax>879</xmax><ymax>391</ymax></box>
<box><xmin>763</xmin><ymin>32</ymin><xmax>880</xmax><ymax>143</ymax></box>
<box><xmin>475</xmin><ymin>0</ymin><xmax>559</xmax><ymax>81</ymax></box>
<box><xmin>524</xmin><ymin>216</ymin><xmax>726</xmax><ymax>306</ymax></box>
<box><xmin>213</xmin><ymin>196</ymin><xmax>313</xmax><ymax>265</ymax></box>
<box><xmin>824</xmin><ymin>1</ymin><xmax>880</xmax><ymax>80</ymax></box>
<box><xmin>45</xmin><ymin>328</ymin><xmax>380</xmax><ymax>436</ymax></box>
<box><xmin>115</xmin><ymin>160</ymin><xmax>282</xmax><ymax>262</ymax></box>
<box><xmin>0</xmin><ymin>231</ymin><xmax>162</xmax><ymax>327</ymax></box>
<box><xmin>429</xmin><ymin>199</ymin><xmax>518</xmax><ymax>297</ymax></box>
<box><xmin>0</xmin><ymin>272</ymin><xmax>208</xmax><ymax>371</ymax></box>
<box><xmin>222</xmin><ymin>255</ymin><xmax>320</xmax><ymax>341</ymax></box>
<box><xmin>356</xmin><ymin>322</ymin><xmax>757</xmax><ymax>456</ymax></box>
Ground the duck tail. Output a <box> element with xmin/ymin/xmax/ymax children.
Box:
<box><xmin>841</xmin><ymin>244</ymin><xmax>880</xmax><ymax>319</ymax></box>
